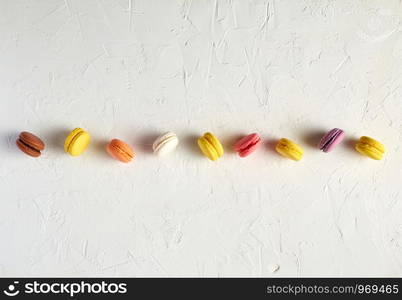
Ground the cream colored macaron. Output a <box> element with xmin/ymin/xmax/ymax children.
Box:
<box><xmin>152</xmin><ymin>132</ymin><xmax>179</xmax><ymax>156</ymax></box>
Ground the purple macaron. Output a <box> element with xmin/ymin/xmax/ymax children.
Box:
<box><xmin>318</xmin><ymin>128</ymin><xmax>345</xmax><ymax>153</ymax></box>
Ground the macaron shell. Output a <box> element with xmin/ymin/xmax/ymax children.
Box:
<box><xmin>359</xmin><ymin>136</ymin><xmax>385</xmax><ymax>153</ymax></box>
<box><xmin>319</xmin><ymin>129</ymin><xmax>338</xmax><ymax>150</ymax></box>
<box><xmin>239</xmin><ymin>142</ymin><xmax>259</xmax><ymax>157</ymax></box>
<box><xmin>66</xmin><ymin>130</ymin><xmax>90</xmax><ymax>156</ymax></box>
<box><xmin>355</xmin><ymin>143</ymin><xmax>382</xmax><ymax>160</ymax></box>
<box><xmin>319</xmin><ymin>129</ymin><xmax>345</xmax><ymax>152</ymax></box>
<box><xmin>324</xmin><ymin>130</ymin><xmax>345</xmax><ymax>152</ymax></box>
<box><xmin>275</xmin><ymin>138</ymin><xmax>303</xmax><ymax>161</ymax></box>
<box><xmin>19</xmin><ymin>132</ymin><xmax>45</xmax><ymax>151</ymax></box>
<box><xmin>203</xmin><ymin>133</ymin><xmax>224</xmax><ymax>157</ymax></box>
<box><xmin>198</xmin><ymin>137</ymin><xmax>219</xmax><ymax>161</ymax></box>
<box><xmin>276</xmin><ymin>145</ymin><xmax>300</xmax><ymax>161</ymax></box>
<box><xmin>234</xmin><ymin>133</ymin><xmax>260</xmax><ymax>157</ymax></box>
<box><xmin>152</xmin><ymin>132</ymin><xmax>176</xmax><ymax>150</ymax></box>
<box><xmin>153</xmin><ymin>132</ymin><xmax>179</xmax><ymax>156</ymax></box>
<box><xmin>154</xmin><ymin>136</ymin><xmax>179</xmax><ymax>156</ymax></box>
<box><xmin>16</xmin><ymin>139</ymin><xmax>41</xmax><ymax>157</ymax></box>
<box><xmin>64</xmin><ymin>128</ymin><xmax>84</xmax><ymax>152</ymax></box>
<box><xmin>106</xmin><ymin>139</ymin><xmax>134</xmax><ymax>163</ymax></box>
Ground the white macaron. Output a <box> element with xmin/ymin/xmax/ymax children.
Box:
<box><xmin>152</xmin><ymin>132</ymin><xmax>179</xmax><ymax>156</ymax></box>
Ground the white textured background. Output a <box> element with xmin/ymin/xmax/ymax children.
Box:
<box><xmin>1</xmin><ymin>0</ymin><xmax>402</xmax><ymax>277</ymax></box>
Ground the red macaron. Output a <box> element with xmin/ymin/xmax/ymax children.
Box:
<box><xmin>234</xmin><ymin>133</ymin><xmax>261</xmax><ymax>157</ymax></box>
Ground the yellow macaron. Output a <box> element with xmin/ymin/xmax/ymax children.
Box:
<box><xmin>64</xmin><ymin>128</ymin><xmax>91</xmax><ymax>156</ymax></box>
<box><xmin>275</xmin><ymin>138</ymin><xmax>304</xmax><ymax>161</ymax></box>
<box><xmin>197</xmin><ymin>132</ymin><xmax>224</xmax><ymax>161</ymax></box>
<box><xmin>355</xmin><ymin>136</ymin><xmax>385</xmax><ymax>160</ymax></box>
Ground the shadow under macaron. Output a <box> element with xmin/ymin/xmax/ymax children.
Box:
<box><xmin>4</xmin><ymin>132</ymin><xmax>20</xmax><ymax>156</ymax></box>
<box><xmin>44</xmin><ymin>127</ymin><xmax>71</xmax><ymax>154</ymax></box>
<box><xmin>133</xmin><ymin>131</ymin><xmax>161</xmax><ymax>155</ymax></box>
<box><xmin>181</xmin><ymin>133</ymin><xmax>202</xmax><ymax>158</ymax></box>
<box><xmin>221</xmin><ymin>133</ymin><xmax>245</xmax><ymax>154</ymax></box>
<box><xmin>90</xmin><ymin>138</ymin><xmax>111</xmax><ymax>161</ymax></box>
<box><xmin>265</xmin><ymin>138</ymin><xmax>278</xmax><ymax>154</ymax></box>
<box><xmin>301</xmin><ymin>129</ymin><xmax>327</xmax><ymax>149</ymax></box>
<box><xmin>342</xmin><ymin>136</ymin><xmax>361</xmax><ymax>156</ymax></box>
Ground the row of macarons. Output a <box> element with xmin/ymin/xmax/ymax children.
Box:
<box><xmin>15</xmin><ymin>128</ymin><xmax>385</xmax><ymax>162</ymax></box>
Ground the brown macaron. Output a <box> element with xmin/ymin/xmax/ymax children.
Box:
<box><xmin>106</xmin><ymin>139</ymin><xmax>134</xmax><ymax>163</ymax></box>
<box><xmin>16</xmin><ymin>131</ymin><xmax>45</xmax><ymax>157</ymax></box>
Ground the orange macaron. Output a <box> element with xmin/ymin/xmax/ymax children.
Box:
<box><xmin>106</xmin><ymin>139</ymin><xmax>134</xmax><ymax>163</ymax></box>
<box><xmin>16</xmin><ymin>131</ymin><xmax>45</xmax><ymax>157</ymax></box>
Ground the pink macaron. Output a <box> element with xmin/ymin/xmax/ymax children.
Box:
<box><xmin>234</xmin><ymin>133</ymin><xmax>261</xmax><ymax>157</ymax></box>
<box><xmin>318</xmin><ymin>128</ymin><xmax>345</xmax><ymax>153</ymax></box>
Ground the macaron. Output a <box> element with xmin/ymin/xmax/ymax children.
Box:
<box><xmin>197</xmin><ymin>132</ymin><xmax>224</xmax><ymax>161</ymax></box>
<box><xmin>152</xmin><ymin>132</ymin><xmax>179</xmax><ymax>156</ymax></box>
<box><xmin>318</xmin><ymin>128</ymin><xmax>345</xmax><ymax>153</ymax></box>
<box><xmin>16</xmin><ymin>131</ymin><xmax>45</xmax><ymax>157</ymax></box>
<box><xmin>106</xmin><ymin>139</ymin><xmax>134</xmax><ymax>163</ymax></box>
<box><xmin>275</xmin><ymin>138</ymin><xmax>304</xmax><ymax>161</ymax></box>
<box><xmin>234</xmin><ymin>133</ymin><xmax>261</xmax><ymax>157</ymax></box>
<box><xmin>64</xmin><ymin>128</ymin><xmax>90</xmax><ymax>156</ymax></box>
<box><xmin>355</xmin><ymin>136</ymin><xmax>385</xmax><ymax>160</ymax></box>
